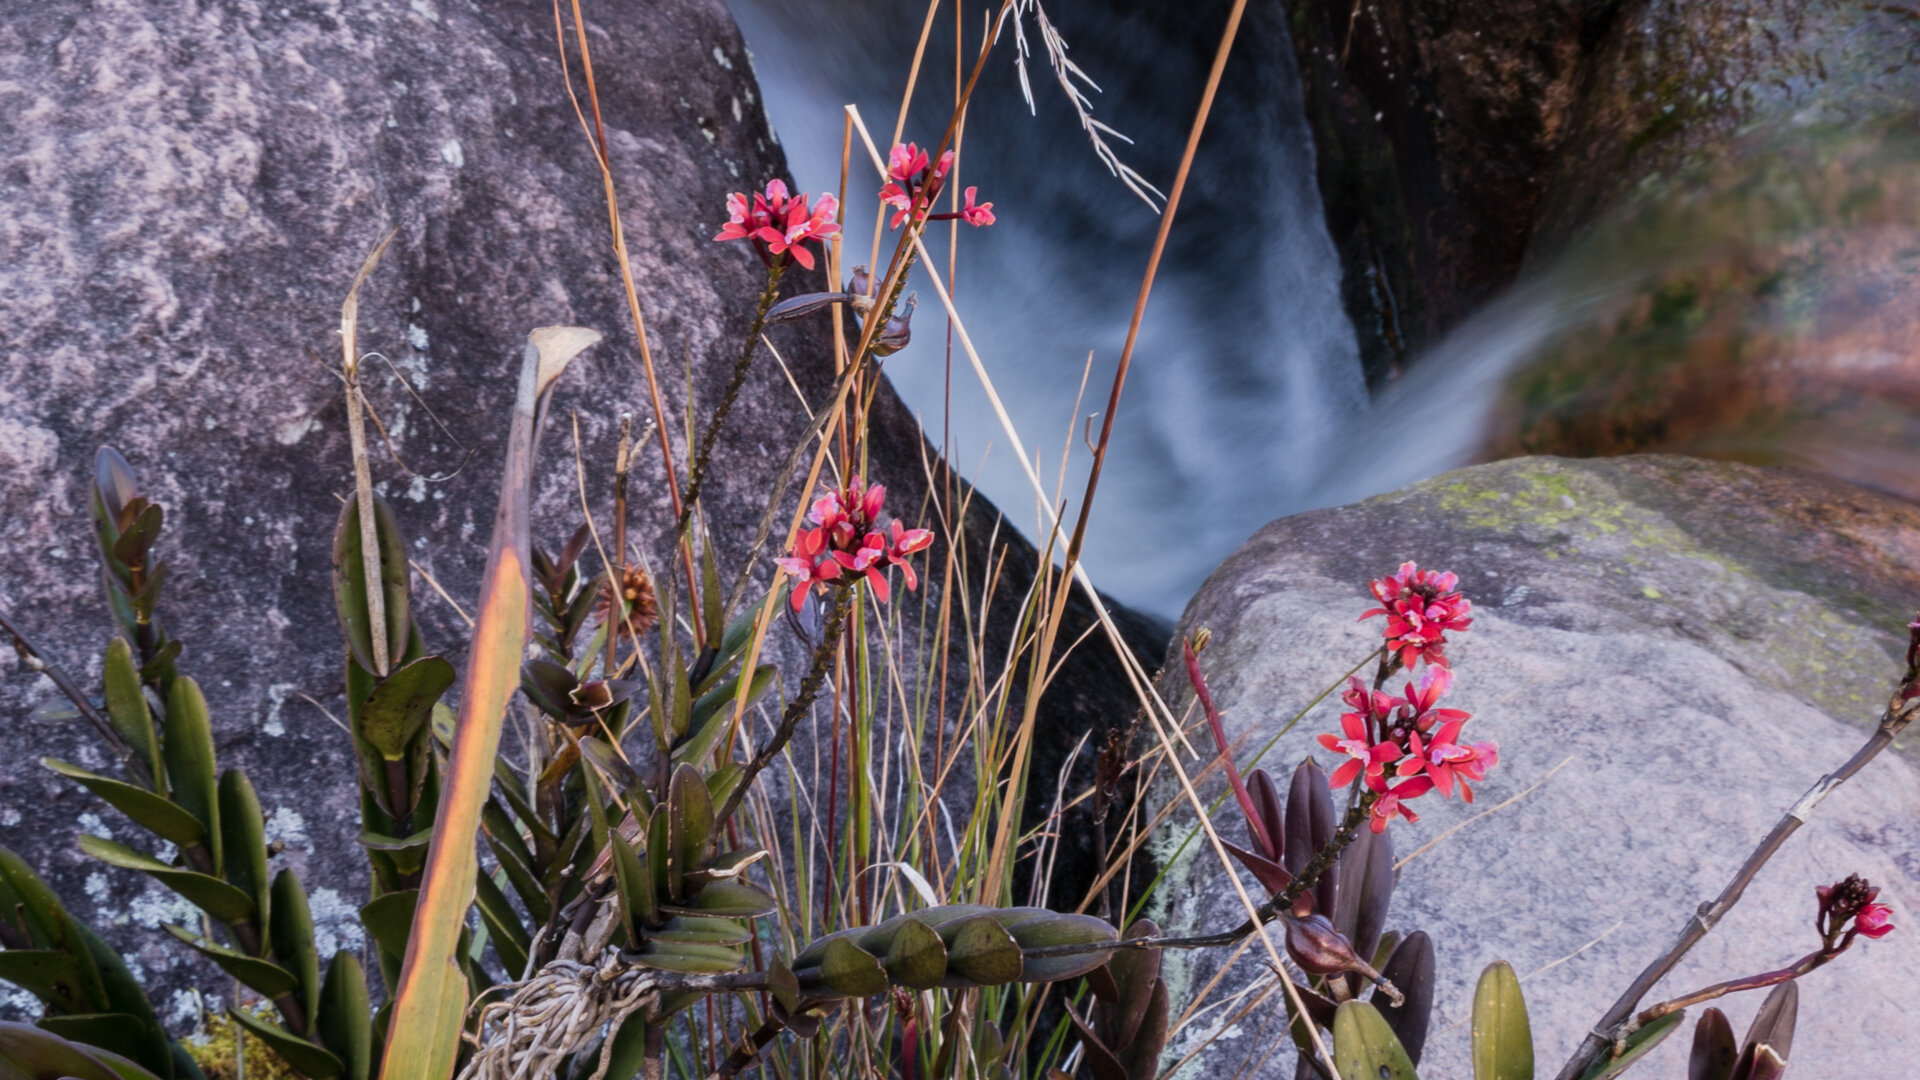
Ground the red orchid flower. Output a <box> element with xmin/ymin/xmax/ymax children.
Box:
<box><xmin>1318</xmin><ymin>709</ymin><xmax>1401</xmax><ymax>789</ymax></box>
<box><xmin>1365</xmin><ymin>773</ymin><xmax>1434</xmax><ymax>833</ymax></box>
<box><xmin>1360</xmin><ymin>561</ymin><xmax>1473</xmax><ymax>669</ymax></box>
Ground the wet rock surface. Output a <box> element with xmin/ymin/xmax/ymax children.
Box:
<box><xmin>0</xmin><ymin>0</ymin><xmax>1160</xmax><ymax>1023</ymax></box>
<box><xmin>1148</xmin><ymin>455</ymin><xmax>1920</xmax><ymax>1078</ymax></box>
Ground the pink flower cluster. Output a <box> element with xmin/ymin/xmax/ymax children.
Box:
<box><xmin>713</xmin><ymin>179</ymin><xmax>840</xmax><ymax>270</ymax></box>
<box><xmin>1360</xmin><ymin>561</ymin><xmax>1474</xmax><ymax>670</ymax></box>
<box><xmin>878</xmin><ymin>142</ymin><xmax>994</xmax><ymax>230</ymax></box>
<box><xmin>1322</xmin><ymin>565</ymin><xmax>1497</xmax><ymax>833</ymax></box>
<box><xmin>775</xmin><ymin>478</ymin><xmax>934</xmax><ymax>611</ymax></box>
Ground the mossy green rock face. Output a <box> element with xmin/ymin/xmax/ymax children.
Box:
<box><xmin>1148</xmin><ymin>455</ymin><xmax>1920</xmax><ymax>1080</ymax></box>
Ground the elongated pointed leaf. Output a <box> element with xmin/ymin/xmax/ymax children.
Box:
<box><xmin>161</xmin><ymin>678</ymin><xmax>220</xmax><ymax>872</ymax></box>
<box><xmin>101</xmin><ymin>639</ymin><xmax>161</xmax><ymax>788</ymax></box>
<box><xmin>161</xmin><ymin>925</ymin><xmax>298</xmax><ymax>999</ymax></box>
<box><xmin>1580</xmin><ymin>1011</ymin><xmax>1684</xmax><ymax>1080</ymax></box>
<box><xmin>217</xmin><ymin>770</ymin><xmax>270</xmax><ymax>940</ymax></box>
<box><xmin>472</xmin><ymin>871</ymin><xmax>531</xmax><ymax>980</ymax></box>
<box><xmin>636</xmin><ymin>940</ymin><xmax>742</xmax><ymax>974</ymax></box>
<box><xmin>1065</xmin><ymin>1008</ymin><xmax>1128</xmax><ymax>1080</ymax></box>
<box><xmin>1689</xmin><ymin>1009</ymin><xmax>1737</xmax><ymax>1080</ymax></box>
<box><xmin>610</xmin><ymin>831</ymin><xmax>651</xmax><ymax>943</ymax></box>
<box><xmin>1472</xmin><ymin>960</ymin><xmax>1533</xmax><ymax>1080</ymax></box>
<box><xmin>270</xmin><ymin>871</ymin><xmax>321</xmax><ymax>1030</ymax></box>
<box><xmin>1107</xmin><ymin>919</ymin><xmax>1162</xmax><ymax>1051</ymax></box>
<box><xmin>666</xmin><ymin>764</ymin><xmax>712</xmax><ymax>901</ymax></box>
<box><xmin>77</xmin><ymin>837</ymin><xmax>252</xmax><ymax>924</ymax></box>
<box><xmin>40</xmin><ymin>760</ymin><xmax>202</xmax><ymax>847</ymax></box>
<box><xmin>379</xmin><ymin>325</ymin><xmax>596</xmax><ymax>1080</ymax></box>
<box><xmin>358</xmin><ymin>658</ymin><xmax>455</xmax><ymax>760</ymax></box>
<box><xmin>1333</xmin><ymin>822</ymin><xmax>1393</xmax><ymax>970</ymax></box>
<box><xmin>1730</xmin><ymin>981</ymin><xmax>1797</xmax><ymax>1080</ymax></box>
<box><xmin>316</xmin><ymin>952</ymin><xmax>372</xmax><ymax>1080</ymax></box>
<box><xmin>1286</xmin><ymin>758</ymin><xmax>1336</xmax><ymax>918</ymax></box>
<box><xmin>228</xmin><ymin>1008</ymin><xmax>343</xmax><ymax>1079</ymax></box>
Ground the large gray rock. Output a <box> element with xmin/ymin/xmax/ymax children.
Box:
<box><xmin>0</xmin><ymin>0</ymin><xmax>1159</xmax><ymax>1025</ymax></box>
<box><xmin>1149</xmin><ymin>455</ymin><xmax>1920</xmax><ymax>1078</ymax></box>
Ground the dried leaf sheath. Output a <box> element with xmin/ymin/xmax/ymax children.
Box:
<box><xmin>379</xmin><ymin>326</ymin><xmax>599</xmax><ymax>1080</ymax></box>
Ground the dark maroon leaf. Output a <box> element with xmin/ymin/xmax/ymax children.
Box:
<box><xmin>1285</xmin><ymin>758</ymin><xmax>1337</xmax><ymax>918</ymax></box>
<box><xmin>1378</xmin><ymin>931</ymin><xmax>1434</xmax><ymax>1064</ymax></box>
<box><xmin>1248</xmin><ymin>768</ymin><xmax>1285</xmax><ymax>864</ymax></box>
<box><xmin>1689</xmin><ymin>1008</ymin><xmax>1737</xmax><ymax>1080</ymax></box>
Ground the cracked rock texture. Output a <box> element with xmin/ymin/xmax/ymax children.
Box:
<box><xmin>0</xmin><ymin>0</ymin><xmax>1160</xmax><ymax>1024</ymax></box>
<box><xmin>1149</xmin><ymin>455</ymin><xmax>1919</xmax><ymax>1078</ymax></box>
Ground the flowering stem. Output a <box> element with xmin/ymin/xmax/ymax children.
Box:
<box><xmin>681</xmin><ymin>257</ymin><xmax>787</xmax><ymax>529</ymax></box>
<box><xmin>714</xmin><ymin>585</ymin><xmax>853</xmax><ymax>829</ymax></box>
<box><xmin>1552</xmin><ymin>696</ymin><xmax>1918</xmax><ymax>1080</ymax></box>
<box><xmin>1633</xmin><ymin>950</ymin><xmax>1831</xmax><ymax>1027</ymax></box>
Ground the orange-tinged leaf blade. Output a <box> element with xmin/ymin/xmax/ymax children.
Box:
<box><xmin>378</xmin><ymin>326</ymin><xmax>597</xmax><ymax>1080</ymax></box>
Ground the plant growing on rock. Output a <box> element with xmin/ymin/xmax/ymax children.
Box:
<box><xmin>0</xmin><ymin>6</ymin><xmax>1909</xmax><ymax>1080</ymax></box>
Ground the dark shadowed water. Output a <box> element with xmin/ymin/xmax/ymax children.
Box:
<box><xmin>726</xmin><ymin>0</ymin><xmax>1365</xmax><ymax>617</ymax></box>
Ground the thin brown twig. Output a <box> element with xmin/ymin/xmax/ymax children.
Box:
<box><xmin>0</xmin><ymin>606</ymin><xmax>132</xmax><ymax>760</ymax></box>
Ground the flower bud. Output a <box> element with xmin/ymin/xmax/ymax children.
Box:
<box><xmin>1283</xmin><ymin>913</ymin><xmax>1366</xmax><ymax>977</ymax></box>
<box><xmin>873</xmin><ymin>293</ymin><xmax>916</xmax><ymax>357</ymax></box>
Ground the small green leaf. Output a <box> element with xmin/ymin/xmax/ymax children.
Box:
<box><xmin>944</xmin><ymin>917</ymin><xmax>1023</xmax><ymax>987</ymax></box>
<box><xmin>1579</xmin><ymin>1011</ymin><xmax>1685</xmax><ymax>1080</ymax></box>
<box><xmin>316</xmin><ymin>952</ymin><xmax>373</xmax><ymax>1080</ymax></box>
<box><xmin>160</xmin><ymin>925</ymin><xmax>298</xmax><ymax>1000</ymax></box>
<box><xmin>610</xmin><ymin>831</ymin><xmax>652</xmax><ymax>941</ymax></box>
<box><xmin>269</xmin><ymin>871</ymin><xmax>321</xmax><ymax>1030</ymax></box>
<box><xmin>665</xmin><ymin>764</ymin><xmax>712</xmax><ymax>901</ymax></box>
<box><xmin>161</xmin><ymin>679</ymin><xmax>220</xmax><ymax>872</ymax></box>
<box><xmin>217</xmin><ymin>770</ymin><xmax>270</xmax><ymax>940</ymax></box>
<box><xmin>669</xmin><ymin>879</ymin><xmax>775</xmax><ymax>919</ymax></box>
<box><xmin>39</xmin><ymin>760</ymin><xmax>203</xmax><ymax>847</ymax></box>
<box><xmin>636</xmin><ymin>940</ymin><xmax>742</xmax><ymax>975</ymax></box>
<box><xmin>357</xmin><ymin>890</ymin><xmax>419</xmax><ymax>965</ymax></box>
<box><xmin>357</xmin><ymin>658</ymin><xmax>455</xmax><ymax>760</ymax></box>
<box><xmin>999</xmin><ymin>909</ymin><xmax>1119</xmax><ymax>983</ymax></box>
<box><xmin>0</xmin><ymin>950</ymin><xmax>93</xmax><ymax>1013</ymax></box>
<box><xmin>884</xmin><ymin>918</ymin><xmax>948</xmax><ymax>990</ymax></box>
<box><xmin>767</xmin><ymin>958</ymin><xmax>800</xmax><ymax>1015</ymax></box>
<box><xmin>1472</xmin><ymin>960</ymin><xmax>1534</xmax><ymax>1080</ymax></box>
<box><xmin>227</xmin><ymin>1008</ymin><xmax>344</xmax><ymax>1079</ymax></box>
<box><xmin>31</xmin><ymin>1013</ymin><xmax>172</xmax><ymax>1079</ymax></box>
<box><xmin>1332</xmin><ymin>1000</ymin><xmax>1419</xmax><ymax>1080</ymax></box>
<box><xmin>677</xmin><ymin>665</ymin><xmax>776</xmax><ymax>764</ymax></box>
<box><xmin>819</xmin><ymin>939</ymin><xmax>889</xmax><ymax>997</ymax></box>
<box><xmin>76</xmin><ymin>837</ymin><xmax>253</xmax><ymax>925</ymax></box>
<box><xmin>649</xmin><ymin>917</ymin><xmax>753</xmax><ymax>947</ymax></box>
<box><xmin>101</xmin><ymin>639</ymin><xmax>161</xmax><ymax>788</ymax></box>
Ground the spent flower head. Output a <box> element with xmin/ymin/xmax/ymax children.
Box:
<box><xmin>1817</xmin><ymin>874</ymin><xmax>1897</xmax><ymax>948</ymax></box>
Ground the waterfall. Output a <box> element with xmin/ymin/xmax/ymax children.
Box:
<box><xmin>727</xmin><ymin>0</ymin><xmax>1366</xmax><ymax>616</ymax></box>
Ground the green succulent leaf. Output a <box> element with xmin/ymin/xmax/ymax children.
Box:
<box><xmin>999</xmin><ymin>909</ymin><xmax>1119</xmax><ymax>983</ymax></box>
<box><xmin>216</xmin><ymin>770</ymin><xmax>271</xmax><ymax>939</ymax></box>
<box><xmin>100</xmin><ymin>639</ymin><xmax>161</xmax><ymax>788</ymax></box>
<box><xmin>0</xmin><ymin>1020</ymin><xmax>164</xmax><ymax>1080</ymax></box>
<box><xmin>1471</xmin><ymin>960</ymin><xmax>1534</xmax><ymax>1080</ymax></box>
<box><xmin>76</xmin><ymin>838</ymin><xmax>253</xmax><ymax>925</ymax></box>
<box><xmin>767</xmin><ymin>958</ymin><xmax>800</xmax><ymax>1015</ymax></box>
<box><xmin>160</xmin><ymin>679</ymin><xmax>221</xmax><ymax>872</ymax></box>
<box><xmin>667</xmin><ymin>879</ymin><xmax>776</xmax><ymax>920</ymax></box>
<box><xmin>269</xmin><ymin>871</ymin><xmax>321</xmax><ymax>1028</ymax></box>
<box><xmin>649</xmin><ymin>918</ymin><xmax>753</xmax><ymax>947</ymax></box>
<box><xmin>30</xmin><ymin>1013</ymin><xmax>172</xmax><ymax>1080</ymax></box>
<box><xmin>635</xmin><ymin>940</ymin><xmax>742</xmax><ymax>975</ymax></box>
<box><xmin>665</xmin><ymin>764</ymin><xmax>711</xmax><ymax>901</ymax></box>
<box><xmin>0</xmin><ymin>950</ymin><xmax>94</xmax><ymax>1014</ymax></box>
<box><xmin>160</xmin><ymin>925</ymin><xmax>298</xmax><ymax>1000</ymax></box>
<box><xmin>1332</xmin><ymin>1000</ymin><xmax>1420</xmax><ymax>1080</ymax></box>
<box><xmin>819</xmin><ymin>939</ymin><xmax>890</xmax><ymax>997</ymax></box>
<box><xmin>610</xmin><ymin>831</ymin><xmax>652</xmax><ymax>942</ymax></box>
<box><xmin>473</xmin><ymin>871</ymin><xmax>531</xmax><ymax>981</ymax></box>
<box><xmin>944</xmin><ymin>917</ymin><xmax>1023</xmax><ymax>988</ymax></box>
<box><xmin>357</xmin><ymin>658</ymin><xmax>455</xmax><ymax>761</ymax></box>
<box><xmin>356</xmin><ymin>890</ymin><xmax>420</xmax><ymax>966</ymax></box>
<box><xmin>316</xmin><ymin>952</ymin><xmax>373</xmax><ymax>1080</ymax></box>
<box><xmin>226</xmin><ymin>1009</ymin><xmax>344</xmax><ymax>1079</ymax></box>
<box><xmin>883</xmin><ymin>918</ymin><xmax>948</xmax><ymax>990</ymax></box>
<box><xmin>39</xmin><ymin>760</ymin><xmax>202</xmax><ymax>848</ymax></box>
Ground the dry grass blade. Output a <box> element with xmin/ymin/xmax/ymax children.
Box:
<box><xmin>1006</xmin><ymin>0</ymin><xmax>1164</xmax><ymax>210</ymax></box>
<box><xmin>340</xmin><ymin>226</ymin><xmax>398</xmax><ymax>677</ymax></box>
<box><xmin>379</xmin><ymin>326</ymin><xmax>599</xmax><ymax>1080</ymax></box>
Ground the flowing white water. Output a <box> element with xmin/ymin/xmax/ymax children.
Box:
<box><xmin>727</xmin><ymin>0</ymin><xmax>1366</xmax><ymax>617</ymax></box>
